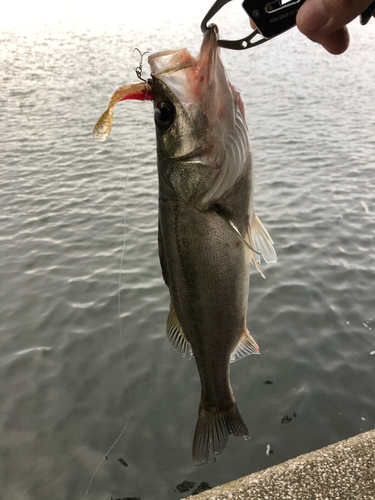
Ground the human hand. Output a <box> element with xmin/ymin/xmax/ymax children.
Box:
<box><xmin>296</xmin><ymin>0</ymin><xmax>374</xmax><ymax>54</ymax></box>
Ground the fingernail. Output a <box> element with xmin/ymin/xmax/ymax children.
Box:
<box><xmin>297</xmin><ymin>0</ymin><xmax>330</xmax><ymax>35</ymax></box>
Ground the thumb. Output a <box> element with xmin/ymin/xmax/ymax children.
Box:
<box><xmin>296</xmin><ymin>0</ymin><xmax>373</xmax><ymax>38</ymax></box>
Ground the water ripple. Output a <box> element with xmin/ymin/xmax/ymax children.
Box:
<box><xmin>0</xmin><ymin>18</ymin><xmax>374</xmax><ymax>500</ymax></box>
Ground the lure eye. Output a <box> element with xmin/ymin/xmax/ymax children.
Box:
<box><xmin>154</xmin><ymin>102</ymin><xmax>175</xmax><ymax>129</ymax></box>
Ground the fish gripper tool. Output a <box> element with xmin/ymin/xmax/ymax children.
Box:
<box><xmin>201</xmin><ymin>0</ymin><xmax>375</xmax><ymax>50</ymax></box>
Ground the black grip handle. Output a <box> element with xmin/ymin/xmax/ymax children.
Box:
<box><xmin>244</xmin><ymin>0</ymin><xmax>375</xmax><ymax>39</ymax></box>
<box><xmin>361</xmin><ymin>0</ymin><xmax>375</xmax><ymax>25</ymax></box>
<box><xmin>243</xmin><ymin>0</ymin><xmax>307</xmax><ymax>39</ymax></box>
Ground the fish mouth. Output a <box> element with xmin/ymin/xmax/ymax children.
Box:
<box><xmin>200</xmin><ymin>24</ymin><xmax>220</xmax><ymax>67</ymax></box>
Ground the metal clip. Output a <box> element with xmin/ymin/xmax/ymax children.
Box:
<box><xmin>201</xmin><ymin>0</ymin><xmax>307</xmax><ymax>50</ymax></box>
<box><xmin>201</xmin><ymin>0</ymin><xmax>269</xmax><ymax>49</ymax></box>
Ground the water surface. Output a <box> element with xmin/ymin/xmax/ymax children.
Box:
<box><xmin>0</xmin><ymin>6</ymin><xmax>374</xmax><ymax>500</ymax></box>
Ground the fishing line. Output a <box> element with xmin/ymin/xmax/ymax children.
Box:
<box><xmin>84</xmin><ymin>92</ymin><xmax>150</xmax><ymax>500</ymax></box>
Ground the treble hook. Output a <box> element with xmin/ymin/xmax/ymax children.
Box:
<box><xmin>133</xmin><ymin>48</ymin><xmax>150</xmax><ymax>82</ymax></box>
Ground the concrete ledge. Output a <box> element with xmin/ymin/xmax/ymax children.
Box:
<box><xmin>188</xmin><ymin>429</ymin><xmax>375</xmax><ymax>499</ymax></box>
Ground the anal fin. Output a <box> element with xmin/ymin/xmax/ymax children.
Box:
<box><xmin>230</xmin><ymin>329</ymin><xmax>260</xmax><ymax>363</ymax></box>
<box><xmin>167</xmin><ymin>302</ymin><xmax>193</xmax><ymax>359</ymax></box>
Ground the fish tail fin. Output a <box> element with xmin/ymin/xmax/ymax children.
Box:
<box><xmin>192</xmin><ymin>401</ymin><xmax>249</xmax><ymax>466</ymax></box>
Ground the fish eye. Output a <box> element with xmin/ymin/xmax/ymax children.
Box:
<box><xmin>154</xmin><ymin>101</ymin><xmax>175</xmax><ymax>129</ymax></box>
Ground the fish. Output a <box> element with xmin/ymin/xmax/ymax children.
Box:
<box><xmin>93</xmin><ymin>24</ymin><xmax>276</xmax><ymax>466</ymax></box>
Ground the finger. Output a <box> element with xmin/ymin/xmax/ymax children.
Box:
<box><xmin>297</xmin><ymin>0</ymin><xmax>373</xmax><ymax>38</ymax></box>
<box><xmin>312</xmin><ymin>25</ymin><xmax>350</xmax><ymax>54</ymax></box>
<box><xmin>249</xmin><ymin>18</ymin><xmax>257</xmax><ymax>30</ymax></box>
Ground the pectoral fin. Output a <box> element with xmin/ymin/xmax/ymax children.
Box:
<box><xmin>230</xmin><ymin>328</ymin><xmax>260</xmax><ymax>363</ymax></box>
<box><xmin>167</xmin><ymin>302</ymin><xmax>193</xmax><ymax>359</ymax></box>
<box><xmin>250</xmin><ymin>213</ymin><xmax>277</xmax><ymax>264</ymax></box>
<box><xmin>214</xmin><ymin>206</ymin><xmax>276</xmax><ymax>279</ymax></box>
<box><xmin>158</xmin><ymin>221</ymin><xmax>169</xmax><ymax>287</ymax></box>
<box><xmin>214</xmin><ymin>205</ymin><xmax>260</xmax><ymax>255</ymax></box>
<box><xmin>244</xmin><ymin>213</ymin><xmax>277</xmax><ymax>279</ymax></box>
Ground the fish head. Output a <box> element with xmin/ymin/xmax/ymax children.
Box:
<box><xmin>149</xmin><ymin>25</ymin><xmax>250</xmax><ymax>208</ymax></box>
<box><xmin>150</xmin><ymin>64</ymin><xmax>210</xmax><ymax>164</ymax></box>
<box><xmin>92</xmin><ymin>25</ymin><xmax>250</xmax><ymax>208</ymax></box>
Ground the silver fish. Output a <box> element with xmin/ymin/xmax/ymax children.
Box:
<box><xmin>93</xmin><ymin>25</ymin><xmax>276</xmax><ymax>466</ymax></box>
